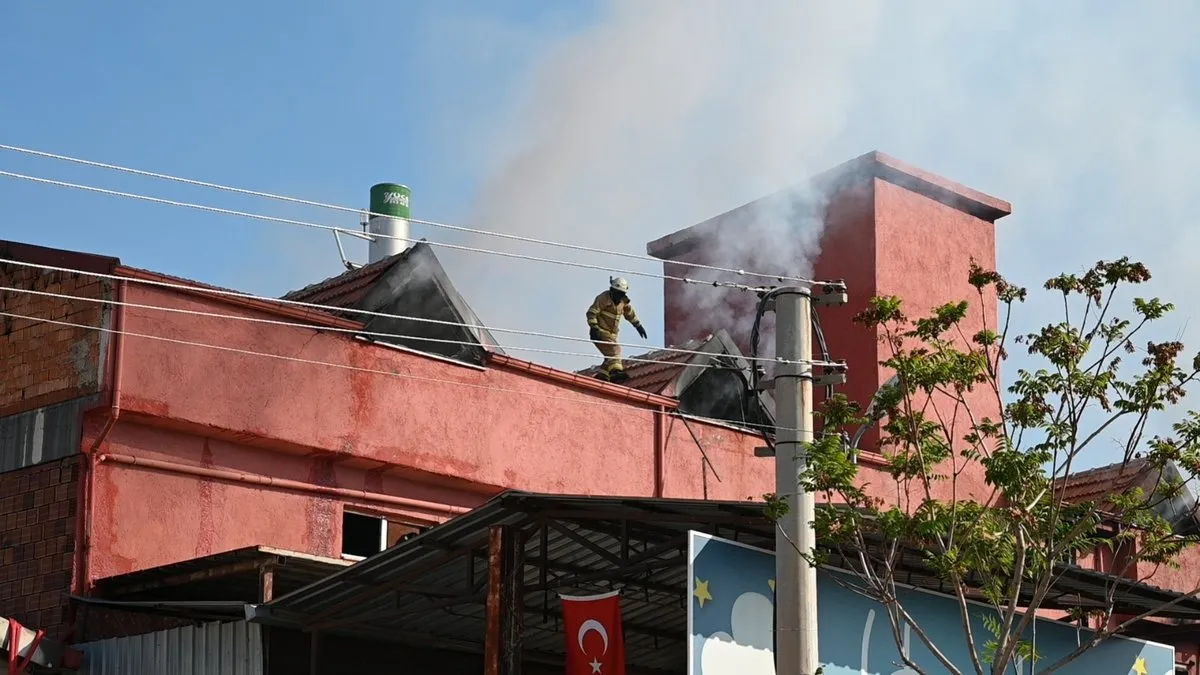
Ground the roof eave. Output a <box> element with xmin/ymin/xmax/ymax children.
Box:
<box><xmin>487</xmin><ymin>353</ymin><xmax>679</xmax><ymax>409</ymax></box>
<box><xmin>116</xmin><ymin>266</ymin><xmax>363</xmax><ymax>331</ymax></box>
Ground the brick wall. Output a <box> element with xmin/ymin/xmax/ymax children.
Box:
<box><xmin>0</xmin><ymin>454</ymin><xmax>79</xmax><ymax>640</ymax></box>
<box><xmin>0</xmin><ymin>262</ymin><xmax>113</xmax><ymax>418</ymax></box>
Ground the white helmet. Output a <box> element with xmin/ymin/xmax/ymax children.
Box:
<box><xmin>609</xmin><ymin>276</ymin><xmax>630</xmax><ymax>293</ymax></box>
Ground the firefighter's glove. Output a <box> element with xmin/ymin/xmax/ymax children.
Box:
<box><xmin>590</xmin><ymin>326</ymin><xmax>603</xmax><ymax>342</ymax></box>
<box><xmin>635</xmin><ymin>323</ymin><xmax>648</xmax><ymax>339</ymax></box>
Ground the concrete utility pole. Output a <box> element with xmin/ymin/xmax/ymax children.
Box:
<box><xmin>763</xmin><ymin>283</ymin><xmax>847</xmax><ymax>675</ymax></box>
<box><xmin>773</xmin><ymin>287</ymin><xmax>819</xmax><ymax>675</ymax></box>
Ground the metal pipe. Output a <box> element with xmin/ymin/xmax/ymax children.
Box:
<box><xmin>95</xmin><ymin>452</ymin><xmax>469</xmax><ymax>517</ymax></box>
<box><xmin>88</xmin><ymin>280</ymin><xmax>127</xmax><ymax>454</ymax></box>
<box><xmin>653</xmin><ymin>405</ymin><xmax>667</xmax><ymax>497</ymax></box>
<box><xmin>73</xmin><ymin>278</ymin><xmax>126</xmax><ymax>630</ymax></box>
<box><xmin>773</xmin><ymin>287</ymin><xmax>819</xmax><ymax>675</ymax></box>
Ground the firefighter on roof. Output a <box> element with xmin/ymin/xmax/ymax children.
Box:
<box><xmin>587</xmin><ymin>276</ymin><xmax>647</xmax><ymax>383</ymax></box>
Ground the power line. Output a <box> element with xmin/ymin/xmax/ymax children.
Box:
<box><xmin>0</xmin><ymin>307</ymin><xmax>799</xmax><ymax>434</ymax></box>
<box><xmin>0</xmin><ymin>168</ymin><xmax>774</xmax><ymax>292</ymax></box>
<box><xmin>1</xmin><ymin>284</ymin><xmax>753</xmax><ymax>373</ymax></box>
<box><xmin>0</xmin><ymin>142</ymin><xmax>822</xmax><ymax>287</ymax></box>
<box><xmin>0</xmin><ymin>257</ymin><xmax>841</xmax><ymax>367</ymax></box>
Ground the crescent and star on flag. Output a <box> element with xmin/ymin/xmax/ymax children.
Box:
<box><xmin>561</xmin><ymin>591</ymin><xmax>625</xmax><ymax>675</ymax></box>
<box><xmin>578</xmin><ymin>619</ymin><xmax>610</xmax><ymax>674</ymax></box>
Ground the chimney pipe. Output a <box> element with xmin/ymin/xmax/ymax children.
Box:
<box><xmin>367</xmin><ymin>183</ymin><xmax>412</xmax><ymax>263</ymax></box>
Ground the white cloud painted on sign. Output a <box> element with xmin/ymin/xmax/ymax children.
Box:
<box><xmin>700</xmin><ymin>592</ymin><xmax>774</xmax><ymax>675</ymax></box>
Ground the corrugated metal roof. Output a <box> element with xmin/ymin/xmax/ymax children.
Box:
<box><xmin>0</xmin><ymin>393</ymin><xmax>100</xmax><ymax>473</ymax></box>
<box><xmin>78</xmin><ymin>620</ymin><xmax>263</xmax><ymax>675</ymax></box>
<box><xmin>255</xmin><ymin>493</ymin><xmax>767</xmax><ymax>673</ymax></box>
<box><xmin>252</xmin><ymin>492</ymin><xmax>1200</xmax><ymax>674</ymax></box>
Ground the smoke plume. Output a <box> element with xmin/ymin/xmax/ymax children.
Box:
<box><xmin>447</xmin><ymin>0</ymin><xmax>883</xmax><ymax>364</ymax></box>
<box><xmin>443</xmin><ymin>0</ymin><xmax>1200</xmax><ymax>411</ymax></box>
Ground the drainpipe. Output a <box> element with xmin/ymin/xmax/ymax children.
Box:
<box><xmin>653</xmin><ymin>406</ymin><xmax>667</xmax><ymax>497</ymax></box>
<box><xmin>95</xmin><ymin>453</ymin><xmax>469</xmax><ymax>519</ymax></box>
<box><xmin>71</xmin><ymin>279</ymin><xmax>125</xmax><ymax>637</ymax></box>
<box><xmin>88</xmin><ymin>278</ymin><xmax>126</xmax><ymax>454</ymax></box>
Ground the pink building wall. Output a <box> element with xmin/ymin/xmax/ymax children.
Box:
<box><xmin>78</xmin><ymin>280</ymin><xmax>789</xmax><ymax>582</ymax></box>
<box><xmin>650</xmin><ymin>152</ymin><xmax>1012</xmax><ymax>505</ymax></box>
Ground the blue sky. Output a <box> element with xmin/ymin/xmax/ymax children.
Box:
<box><xmin>4</xmin><ymin>2</ymin><xmax>1200</xmax><ymax>468</ymax></box>
<box><xmin>0</xmin><ymin>0</ymin><xmax>597</xmax><ymax>291</ymax></box>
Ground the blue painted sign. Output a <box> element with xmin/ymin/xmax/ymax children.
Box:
<box><xmin>687</xmin><ymin>532</ymin><xmax>1175</xmax><ymax>675</ymax></box>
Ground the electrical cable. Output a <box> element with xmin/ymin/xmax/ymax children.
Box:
<box><xmin>0</xmin><ymin>168</ymin><xmax>775</xmax><ymax>293</ymax></box>
<box><xmin>0</xmin><ymin>257</ymin><xmax>842</xmax><ymax>367</ymax></box>
<box><xmin>0</xmin><ymin>307</ymin><xmax>807</xmax><ymax>434</ymax></box>
<box><xmin>0</xmin><ymin>142</ymin><xmax>827</xmax><ymax>287</ymax></box>
<box><xmin>811</xmin><ymin>306</ymin><xmax>836</xmax><ymax>410</ymax></box>
<box><xmin>749</xmin><ymin>288</ymin><xmax>782</xmax><ymax>450</ymax></box>
<box><xmin>746</xmin><ymin>289</ymin><xmax>840</xmax><ymax>449</ymax></box>
<box><xmin>0</xmin><ymin>284</ymin><xmax>762</xmax><ymax>373</ymax></box>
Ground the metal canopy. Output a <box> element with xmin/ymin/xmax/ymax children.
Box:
<box><xmin>249</xmin><ymin>492</ymin><xmax>1200</xmax><ymax>674</ymax></box>
<box><xmin>90</xmin><ymin>545</ymin><xmax>351</xmax><ymax>616</ymax></box>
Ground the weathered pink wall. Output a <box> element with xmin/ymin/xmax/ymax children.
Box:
<box><xmin>84</xmin><ymin>418</ymin><xmax>485</xmax><ymax>579</ymax></box>
<box><xmin>653</xmin><ymin>160</ymin><xmax>1009</xmax><ymax>505</ymax></box>
<box><xmin>1135</xmin><ymin>544</ymin><xmax>1200</xmax><ymax>595</ymax></box>
<box><xmin>82</xmin><ymin>282</ymin><xmax>808</xmax><ymax>580</ymax></box>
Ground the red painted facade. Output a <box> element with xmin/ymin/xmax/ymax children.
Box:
<box><xmin>648</xmin><ymin>152</ymin><xmax>1011</xmax><ymax>502</ymax></box>
<box><xmin>72</xmin><ymin>280</ymin><xmax>790</xmax><ymax>582</ymax></box>
<box><xmin>1</xmin><ymin>151</ymin><xmax>1196</xmax><ymax>661</ymax></box>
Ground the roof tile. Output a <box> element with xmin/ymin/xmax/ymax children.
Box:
<box><xmin>281</xmin><ymin>252</ymin><xmax>409</xmax><ymax>308</ymax></box>
<box><xmin>576</xmin><ymin>336</ymin><xmax>710</xmax><ymax>396</ymax></box>
<box><xmin>1058</xmin><ymin>458</ymin><xmax>1152</xmax><ymax>505</ymax></box>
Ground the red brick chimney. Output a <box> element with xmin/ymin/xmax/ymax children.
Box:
<box><xmin>646</xmin><ymin>151</ymin><xmax>1011</xmax><ymax>458</ymax></box>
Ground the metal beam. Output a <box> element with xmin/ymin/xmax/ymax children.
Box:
<box><xmin>544</xmin><ymin>520</ymin><xmax>624</xmax><ymax>567</ymax></box>
<box><xmin>302</xmin><ymin>546</ymin><xmax>477</xmax><ymax>628</ymax></box>
<box><xmin>523</xmin><ymin>555</ymin><xmax>684</xmax><ymax>596</ymax></box>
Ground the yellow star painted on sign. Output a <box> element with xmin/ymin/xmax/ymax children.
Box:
<box><xmin>694</xmin><ymin>578</ymin><xmax>713</xmax><ymax>607</ymax></box>
<box><xmin>1132</xmin><ymin>658</ymin><xmax>1148</xmax><ymax>675</ymax></box>
<box><xmin>768</xmin><ymin>579</ymin><xmax>776</xmax><ymax>592</ymax></box>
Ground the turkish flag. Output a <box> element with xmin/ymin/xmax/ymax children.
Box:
<box><xmin>560</xmin><ymin>591</ymin><xmax>626</xmax><ymax>675</ymax></box>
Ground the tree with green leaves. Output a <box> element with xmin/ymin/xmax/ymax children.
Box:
<box><xmin>771</xmin><ymin>258</ymin><xmax>1200</xmax><ymax>675</ymax></box>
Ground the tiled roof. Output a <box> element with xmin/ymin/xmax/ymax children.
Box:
<box><xmin>576</xmin><ymin>336</ymin><xmax>711</xmax><ymax>396</ymax></box>
<box><xmin>1058</xmin><ymin>458</ymin><xmax>1153</xmax><ymax>505</ymax></box>
<box><xmin>281</xmin><ymin>252</ymin><xmax>410</xmax><ymax>309</ymax></box>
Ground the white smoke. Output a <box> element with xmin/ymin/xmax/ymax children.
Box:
<box><xmin>445</xmin><ymin>0</ymin><xmax>888</xmax><ymax>365</ymax></box>
<box><xmin>438</xmin><ymin>0</ymin><xmax>1200</xmax><ymax>437</ymax></box>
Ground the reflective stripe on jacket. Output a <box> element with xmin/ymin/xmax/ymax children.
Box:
<box><xmin>586</xmin><ymin>291</ymin><xmax>639</xmax><ymax>336</ymax></box>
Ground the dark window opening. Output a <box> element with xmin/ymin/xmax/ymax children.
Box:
<box><xmin>342</xmin><ymin>510</ymin><xmax>425</xmax><ymax>559</ymax></box>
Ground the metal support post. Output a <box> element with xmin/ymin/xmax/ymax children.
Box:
<box><xmin>485</xmin><ymin>525</ymin><xmax>525</xmax><ymax>675</ymax></box>
<box><xmin>773</xmin><ymin>287</ymin><xmax>819</xmax><ymax>675</ymax></box>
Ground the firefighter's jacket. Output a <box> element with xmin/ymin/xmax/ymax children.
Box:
<box><xmin>587</xmin><ymin>291</ymin><xmax>640</xmax><ymax>337</ymax></box>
